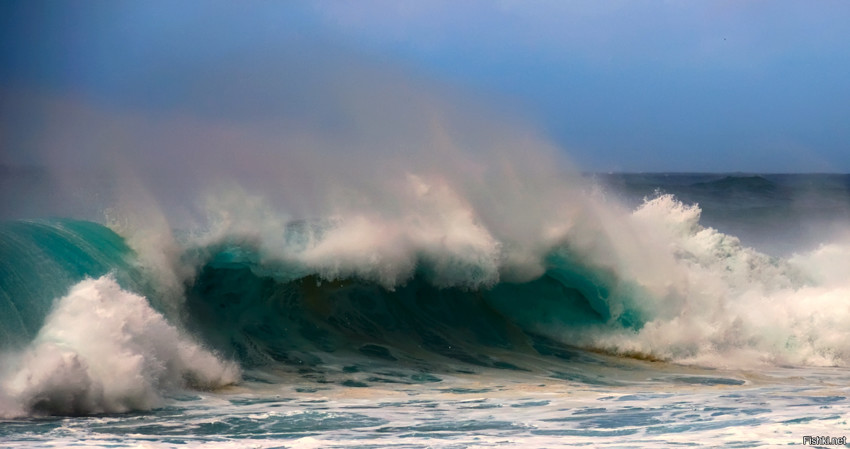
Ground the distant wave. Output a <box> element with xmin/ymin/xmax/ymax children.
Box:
<box><xmin>689</xmin><ymin>175</ymin><xmax>779</xmax><ymax>194</ymax></box>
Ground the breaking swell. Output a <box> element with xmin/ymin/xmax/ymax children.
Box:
<box><xmin>2</xmin><ymin>192</ymin><xmax>850</xmax><ymax>417</ymax></box>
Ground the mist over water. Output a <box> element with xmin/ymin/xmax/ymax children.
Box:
<box><xmin>2</xmin><ymin>42</ymin><xmax>597</xmax><ymax>291</ymax></box>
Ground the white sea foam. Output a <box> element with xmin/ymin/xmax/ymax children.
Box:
<box><xmin>0</xmin><ymin>276</ymin><xmax>240</xmax><ymax>417</ymax></box>
<box><xmin>576</xmin><ymin>194</ymin><xmax>850</xmax><ymax>367</ymax></box>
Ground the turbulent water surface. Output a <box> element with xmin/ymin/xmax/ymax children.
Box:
<box><xmin>2</xmin><ymin>172</ymin><xmax>850</xmax><ymax>447</ymax></box>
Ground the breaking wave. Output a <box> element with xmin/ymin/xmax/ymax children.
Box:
<box><xmin>3</xmin><ymin>183</ymin><xmax>850</xmax><ymax>417</ymax></box>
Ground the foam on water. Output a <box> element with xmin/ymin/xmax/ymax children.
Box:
<box><xmin>2</xmin><ymin>360</ymin><xmax>847</xmax><ymax>448</ymax></box>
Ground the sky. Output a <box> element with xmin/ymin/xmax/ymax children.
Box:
<box><xmin>1</xmin><ymin>0</ymin><xmax>849</xmax><ymax>173</ymax></box>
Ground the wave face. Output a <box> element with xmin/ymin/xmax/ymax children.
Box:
<box><xmin>0</xmin><ymin>220</ymin><xmax>141</xmax><ymax>349</ymax></box>
<box><xmin>184</xmin><ymin>248</ymin><xmax>615</xmax><ymax>371</ymax></box>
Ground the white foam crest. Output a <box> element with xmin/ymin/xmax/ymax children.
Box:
<box><xmin>303</xmin><ymin>174</ymin><xmax>502</xmax><ymax>288</ymax></box>
<box><xmin>196</xmin><ymin>174</ymin><xmax>507</xmax><ymax>289</ymax></box>
<box><xmin>579</xmin><ymin>194</ymin><xmax>850</xmax><ymax>368</ymax></box>
<box><xmin>0</xmin><ymin>276</ymin><xmax>240</xmax><ymax>417</ymax></box>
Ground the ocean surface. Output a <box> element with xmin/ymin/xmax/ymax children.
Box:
<box><xmin>2</xmin><ymin>171</ymin><xmax>850</xmax><ymax>448</ymax></box>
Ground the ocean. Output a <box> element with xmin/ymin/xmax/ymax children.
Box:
<box><xmin>2</xmin><ymin>171</ymin><xmax>849</xmax><ymax>448</ymax></box>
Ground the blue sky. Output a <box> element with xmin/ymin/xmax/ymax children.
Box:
<box><xmin>2</xmin><ymin>1</ymin><xmax>849</xmax><ymax>172</ymax></box>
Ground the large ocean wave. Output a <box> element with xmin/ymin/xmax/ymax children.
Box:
<box><xmin>3</xmin><ymin>184</ymin><xmax>850</xmax><ymax>418</ymax></box>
